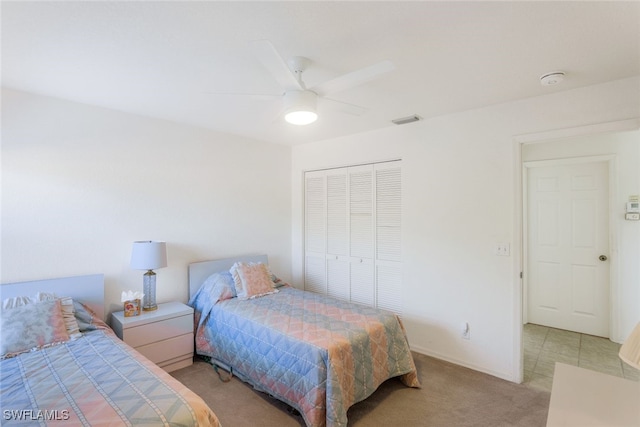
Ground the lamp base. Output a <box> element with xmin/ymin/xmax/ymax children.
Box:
<box><xmin>142</xmin><ymin>270</ymin><xmax>158</xmax><ymax>312</ymax></box>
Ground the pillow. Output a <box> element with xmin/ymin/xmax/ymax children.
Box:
<box><xmin>72</xmin><ymin>300</ymin><xmax>111</xmax><ymax>331</ymax></box>
<box><xmin>35</xmin><ymin>293</ymin><xmax>82</xmax><ymax>339</ymax></box>
<box><xmin>190</xmin><ymin>272</ymin><xmax>238</xmax><ymax>328</ymax></box>
<box><xmin>1</xmin><ymin>299</ymin><xmax>70</xmax><ymax>359</ymax></box>
<box><xmin>230</xmin><ymin>262</ymin><xmax>279</xmax><ymax>300</ymax></box>
<box><xmin>2</xmin><ymin>295</ymin><xmax>32</xmax><ymax>309</ymax></box>
<box><xmin>271</xmin><ymin>273</ymin><xmax>290</xmax><ymax>288</ymax></box>
<box><xmin>2</xmin><ymin>292</ymin><xmax>82</xmax><ymax>340</ymax></box>
<box><xmin>38</xmin><ymin>294</ymin><xmax>106</xmax><ymax>332</ymax></box>
<box><xmin>206</xmin><ymin>271</ymin><xmax>237</xmax><ymax>301</ymax></box>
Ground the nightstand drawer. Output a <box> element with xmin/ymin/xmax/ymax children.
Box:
<box><xmin>136</xmin><ymin>333</ymin><xmax>193</xmax><ymax>365</ymax></box>
<box><xmin>111</xmin><ymin>302</ymin><xmax>195</xmax><ymax>372</ymax></box>
<box><xmin>124</xmin><ymin>314</ymin><xmax>192</xmax><ymax>347</ymax></box>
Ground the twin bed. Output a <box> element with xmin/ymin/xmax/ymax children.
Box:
<box><xmin>0</xmin><ymin>274</ymin><xmax>220</xmax><ymax>426</ymax></box>
<box><xmin>1</xmin><ymin>255</ymin><xmax>419</xmax><ymax>427</ymax></box>
<box><xmin>188</xmin><ymin>255</ymin><xmax>420</xmax><ymax>427</ymax></box>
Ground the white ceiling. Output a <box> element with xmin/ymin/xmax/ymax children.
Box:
<box><xmin>2</xmin><ymin>1</ymin><xmax>639</xmax><ymax>146</ymax></box>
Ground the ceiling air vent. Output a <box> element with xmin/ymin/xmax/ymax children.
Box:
<box><xmin>392</xmin><ymin>114</ymin><xmax>422</xmax><ymax>125</ymax></box>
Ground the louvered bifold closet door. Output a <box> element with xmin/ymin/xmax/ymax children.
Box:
<box><xmin>375</xmin><ymin>161</ymin><xmax>403</xmax><ymax>315</ymax></box>
<box><xmin>349</xmin><ymin>165</ymin><xmax>375</xmax><ymax>306</ymax></box>
<box><xmin>304</xmin><ymin>170</ymin><xmax>327</xmax><ymax>294</ymax></box>
<box><xmin>326</xmin><ymin>169</ymin><xmax>350</xmax><ymax>301</ymax></box>
<box><xmin>303</xmin><ymin>161</ymin><xmax>402</xmax><ymax>314</ymax></box>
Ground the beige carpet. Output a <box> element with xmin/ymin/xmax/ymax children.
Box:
<box><xmin>171</xmin><ymin>352</ymin><xmax>550</xmax><ymax>426</ymax></box>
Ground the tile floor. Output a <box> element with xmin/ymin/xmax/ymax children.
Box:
<box><xmin>523</xmin><ymin>323</ymin><xmax>640</xmax><ymax>392</ymax></box>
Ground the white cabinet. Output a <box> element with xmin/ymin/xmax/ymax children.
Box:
<box><xmin>304</xmin><ymin>161</ymin><xmax>402</xmax><ymax>314</ymax></box>
<box><xmin>546</xmin><ymin>363</ymin><xmax>640</xmax><ymax>426</ymax></box>
<box><xmin>111</xmin><ymin>301</ymin><xmax>194</xmax><ymax>372</ymax></box>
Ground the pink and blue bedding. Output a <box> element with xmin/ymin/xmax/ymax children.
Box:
<box><xmin>1</xmin><ymin>326</ymin><xmax>219</xmax><ymax>426</ymax></box>
<box><xmin>190</xmin><ymin>271</ymin><xmax>420</xmax><ymax>427</ymax></box>
<box><xmin>0</xmin><ymin>292</ymin><xmax>220</xmax><ymax>427</ymax></box>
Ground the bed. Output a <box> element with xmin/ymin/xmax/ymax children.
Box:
<box><xmin>188</xmin><ymin>255</ymin><xmax>420</xmax><ymax>427</ymax></box>
<box><xmin>0</xmin><ymin>274</ymin><xmax>220</xmax><ymax>426</ymax></box>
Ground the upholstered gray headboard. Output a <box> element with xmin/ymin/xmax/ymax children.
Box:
<box><xmin>0</xmin><ymin>274</ymin><xmax>105</xmax><ymax>320</ymax></box>
<box><xmin>188</xmin><ymin>255</ymin><xmax>268</xmax><ymax>300</ymax></box>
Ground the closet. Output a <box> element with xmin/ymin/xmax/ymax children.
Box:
<box><xmin>303</xmin><ymin>160</ymin><xmax>402</xmax><ymax>314</ymax></box>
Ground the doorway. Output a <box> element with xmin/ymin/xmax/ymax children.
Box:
<box><xmin>513</xmin><ymin>120</ymin><xmax>640</xmax><ymax>385</ymax></box>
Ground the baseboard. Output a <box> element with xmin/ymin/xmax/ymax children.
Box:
<box><xmin>410</xmin><ymin>344</ymin><xmax>516</xmax><ymax>383</ymax></box>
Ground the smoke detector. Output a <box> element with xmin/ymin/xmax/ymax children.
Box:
<box><xmin>540</xmin><ymin>71</ymin><xmax>565</xmax><ymax>86</ymax></box>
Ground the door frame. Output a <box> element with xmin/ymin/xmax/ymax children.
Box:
<box><xmin>511</xmin><ymin>118</ymin><xmax>640</xmax><ymax>383</ymax></box>
<box><xmin>522</xmin><ymin>155</ymin><xmax>615</xmax><ymax>334</ymax></box>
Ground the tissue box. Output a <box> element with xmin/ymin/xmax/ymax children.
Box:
<box><xmin>124</xmin><ymin>299</ymin><xmax>141</xmax><ymax>317</ymax></box>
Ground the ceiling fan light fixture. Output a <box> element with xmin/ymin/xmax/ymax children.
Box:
<box><xmin>284</xmin><ymin>90</ymin><xmax>318</xmax><ymax>125</ymax></box>
<box><xmin>285</xmin><ymin>110</ymin><xmax>318</xmax><ymax>126</ymax></box>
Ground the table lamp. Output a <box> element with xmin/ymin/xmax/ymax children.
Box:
<box><xmin>130</xmin><ymin>241</ymin><xmax>167</xmax><ymax>311</ymax></box>
<box><xmin>619</xmin><ymin>322</ymin><xmax>640</xmax><ymax>370</ymax></box>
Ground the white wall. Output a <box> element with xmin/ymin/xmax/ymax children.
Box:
<box><xmin>522</xmin><ymin>130</ymin><xmax>640</xmax><ymax>342</ymax></box>
<box><xmin>292</xmin><ymin>76</ymin><xmax>640</xmax><ymax>381</ymax></box>
<box><xmin>1</xmin><ymin>89</ymin><xmax>292</xmax><ymax>317</ymax></box>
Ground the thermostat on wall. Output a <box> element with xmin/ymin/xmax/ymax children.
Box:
<box><xmin>625</xmin><ymin>199</ymin><xmax>639</xmax><ymax>220</ymax></box>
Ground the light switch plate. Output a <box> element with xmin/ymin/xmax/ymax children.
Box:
<box><xmin>625</xmin><ymin>213</ymin><xmax>640</xmax><ymax>221</ymax></box>
<box><xmin>495</xmin><ymin>243</ymin><xmax>510</xmax><ymax>256</ymax></box>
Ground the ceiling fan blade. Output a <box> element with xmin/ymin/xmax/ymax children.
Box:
<box><xmin>312</xmin><ymin>60</ymin><xmax>395</xmax><ymax>96</ymax></box>
<box><xmin>320</xmin><ymin>97</ymin><xmax>368</xmax><ymax>116</ymax></box>
<box><xmin>248</xmin><ymin>39</ymin><xmax>303</xmax><ymax>91</ymax></box>
<box><xmin>204</xmin><ymin>91</ymin><xmax>280</xmax><ymax>101</ymax></box>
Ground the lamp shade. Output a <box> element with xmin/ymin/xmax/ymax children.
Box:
<box><xmin>130</xmin><ymin>241</ymin><xmax>167</xmax><ymax>270</ymax></box>
<box><xmin>619</xmin><ymin>322</ymin><xmax>640</xmax><ymax>370</ymax></box>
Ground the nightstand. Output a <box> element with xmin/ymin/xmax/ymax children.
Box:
<box><xmin>111</xmin><ymin>301</ymin><xmax>194</xmax><ymax>372</ymax></box>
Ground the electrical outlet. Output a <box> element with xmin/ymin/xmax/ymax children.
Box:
<box><xmin>461</xmin><ymin>322</ymin><xmax>470</xmax><ymax>340</ymax></box>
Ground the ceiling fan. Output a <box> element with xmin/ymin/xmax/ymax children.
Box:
<box><xmin>217</xmin><ymin>40</ymin><xmax>395</xmax><ymax>125</ymax></box>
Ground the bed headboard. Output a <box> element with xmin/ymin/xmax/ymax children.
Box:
<box><xmin>0</xmin><ymin>274</ymin><xmax>105</xmax><ymax>320</ymax></box>
<box><xmin>188</xmin><ymin>255</ymin><xmax>268</xmax><ymax>300</ymax></box>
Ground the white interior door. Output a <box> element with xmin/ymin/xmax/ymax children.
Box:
<box><xmin>527</xmin><ymin>160</ymin><xmax>610</xmax><ymax>337</ymax></box>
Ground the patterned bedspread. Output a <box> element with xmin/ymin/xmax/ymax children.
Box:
<box><xmin>0</xmin><ymin>328</ymin><xmax>220</xmax><ymax>426</ymax></box>
<box><xmin>192</xmin><ymin>286</ymin><xmax>420</xmax><ymax>427</ymax></box>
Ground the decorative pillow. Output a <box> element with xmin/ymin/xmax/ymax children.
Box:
<box><xmin>2</xmin><ymin>292</ymin><xmax>82</xmax><ymax>340</ymax></box>
<box><xmin>230</xmin><ymin>262</ymin><xmax>279</xmax><ymax>300</ymax></box>
<box><xmin>1</xmin><ymin>299</ymin><xmax>70</xmax><ymax>359</ymax></box>
<box><xmin>2</xmin><ymin>295</ymin><xmax>32</xmax><ymax>309</ymax></box>
<box><xmin>35</xmin><ymin>293</ymin><xmax>82</xmax><ymax>339</ymax></box>
<box><xmin>72</xmin><ymin>301</ymin><xmax>108</xmax><ymax>332</ymax></box>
